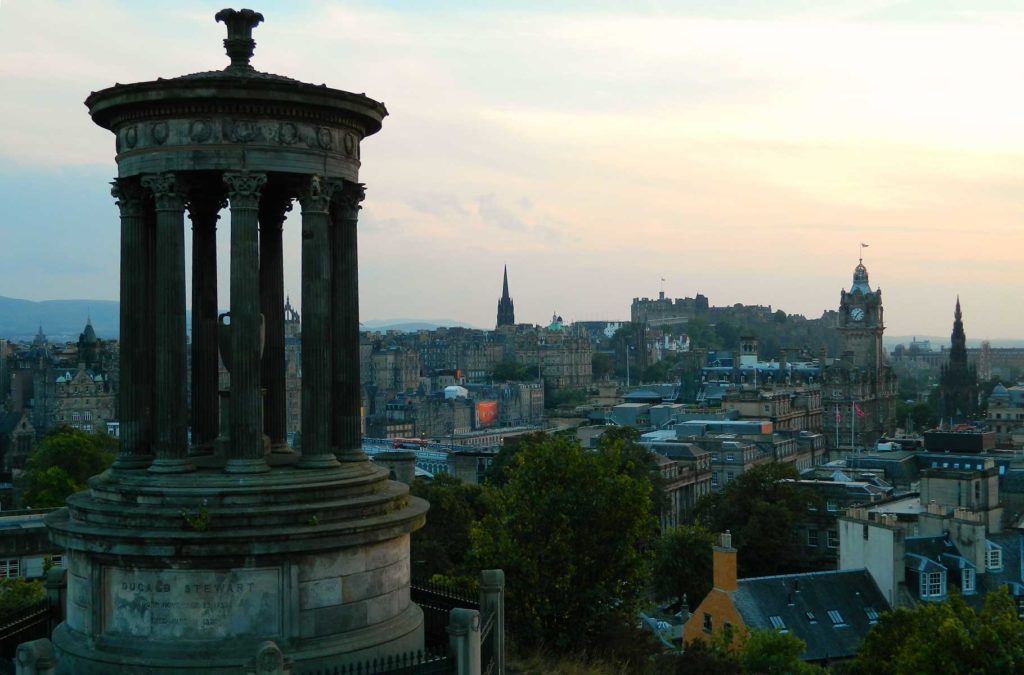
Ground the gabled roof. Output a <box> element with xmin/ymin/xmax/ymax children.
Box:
<box><xmin>733</xmin><ymin>569</ymin><xmax>889</xmax><ymax>662</ymax></box>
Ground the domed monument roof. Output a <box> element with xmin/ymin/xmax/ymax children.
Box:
<box><xmin>85</xmin><ymin>8</ymin><xmax>386</xmax><ymax>182</ymax></box>
<box><xmin>992</xmin><ymin>383</ymin><xmax>1010</xmax><ymax>399</ymax></box>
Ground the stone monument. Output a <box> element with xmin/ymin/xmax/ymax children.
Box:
<box><xmin>45</xmin><ymin>8</ymin><xmax>428</xmax><ymax>673</ymax></box>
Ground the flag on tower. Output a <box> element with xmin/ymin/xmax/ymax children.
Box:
<box><xmin>854</xmin><ymin>403</ymin><xmax>866</xmax><ymax>418</ymax></box>
<box><xmin>834</xmin><ymin>406</ymin><xmax>841</xmax><ymax>423</ymax></box>
<box><xmin>860</xmin><ymin>243</ymin><xmax>869</xmax><ymax>248</ymax></box>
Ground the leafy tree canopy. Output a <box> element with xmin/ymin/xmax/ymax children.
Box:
<box><xmin>0</xmin><ymin>578</ymin><xmax>45</xmax><ymax>617</ymax></box>
<box><xmin>652</xmin><ymin>524</ymin><xmax>714</xmax><ymax>610</ymax></box>
<box><xmin>492</xmin><ymin>359</ymin><xmax>534</xmax><ymax>382</ymax></box>
<box><xmin>409</xmin><ymin>474</ymin><xmax>494</xmax><ymax>582</ymax></box>
<box><xmin>695</xmin><ymin>462</ymin><xmax>817</xmax><ymax>577</ymax></box>
<box><xmin>840</xmin><ymin>589</ymin><xmax>1024</xmax><ymax>675</ymax></box>
<box><xmin>471</xmin><ymin>432</ymin><xmax>657</xmax><ymax>651</ymax></box>
<box><xmin>19</xmin><ymin>426</ymin><xmax>116</xmax><ymax>508</ymax></box>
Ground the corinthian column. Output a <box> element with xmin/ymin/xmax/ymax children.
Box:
<box><xmin>259</xmin><ymin>190</ymin><xmax>291</xmax><ymax>453</ymax></box>
<box><xmin>297</xmin><ymin>176</ymin><xmax>339</xmax><ymax>469</ymax></box>
<box><xmin>188</xmin><ymin>187</ymin><xmax>225</xmax><ymax>454</ymax></box>
<box><xmin>140</xmin><ymin>173</ymin><xmax>193</xmax><ymax>473</ymax></box>
<box><xmin>331</xmin><ymin>181</ymin><xmax>367</xmax><ymax>462</ymax></box>
<box><xmin>111</xmin><ymin>178</ymin><xmax>154</xmax><ymax>470</ymax></box>
<box><xmin>223</xmin><ymin>171</ymin><xmax>270</xmax><ymax>474</ymax></box>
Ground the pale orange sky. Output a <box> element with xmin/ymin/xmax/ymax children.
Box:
<box><xmin>1</xmin><ymin>1</ymin><xmax>1022</xmax><ymax>338</ymax></box>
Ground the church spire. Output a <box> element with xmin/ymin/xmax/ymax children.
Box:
<box><xmin>496</xmin><ymin>265</ymin><xmax>515</xmax><ymax>328</ymax></box>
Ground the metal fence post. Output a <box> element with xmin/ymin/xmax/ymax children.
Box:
<box><xmin>448</xmin><ymin>607</ymin><xmax>481</xmax><ymax>675</ymax></box>
<box><xmin>479</xmin><ymin>569</ymin><xmax>505</xmax><ymax>675</ymax></box>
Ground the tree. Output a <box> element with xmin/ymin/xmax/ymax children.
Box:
<box><xmin>492</xmin><ymin>359</ymin><xmax>531</xmax><ymax>382</ymax></box>
<box><xmin>19</xmin><ymin>426</ymin><xmax>116</xmax><ymax>508</ymax></box>
<box><xmin>740</xmin><ymin>630</ymin><xmax>824</xmax><ymax>675</ymax></box>
<box><xmin>652</xmin><ymin>525</ymin><xmax>714</xmax><ymax>610</ymax></box>
<box><xmin>591</xmin><ymin>352</ymin><xmax>614</xmax><ymax>380</ymax></box>
<box><xmin>695</xmin><ymin>462</ymin><xmax>817</xmax><ymax>577</ymax></box>
<box><xmin>471</xmin><ymin>433</ymin><xmax>657</xmax><ymax>651</ymax></box>
<box><xmin>409</xmin><ymin>474</ymin><xmax>494</xmax><ymax>581</ymax></box>
<box><xmin>596</xmin><ymin>426</ymin><xmax>668</xmax><ymax>523</ymax></box>
<box><xmin>841</xmin><ymin>589</ymin><xmax>1024</xmax><ymax>675</ymax></box>
<box><xmin>0</xmin><ymin>578</ymin><xmax>44</xmax><ymax>617</ymax></box>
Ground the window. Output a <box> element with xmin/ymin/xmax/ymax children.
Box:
<box><xmin>712</xmin><ymin>471</ymin><xmax>719</xmax><ymax>486</ymax></box>
<box><xmin>807</xmin><ymin>530</ymin><xmax>819</xmax><ymax>547</ymax></box>
<box><xmin>987</xmin><ymin>542</ymin><xmax>1004</xmax><ymax>571</ymax></box>
<box><xmin>921</xmin><ymin>571</ymin><xmax>945</xmax><ymax>598</ymax></box>
<box><xmin>725</xmin><ymin>471</ymin><xmax>735</xmax><ymax>482</ymax></box>
<box><xmin>0</xmin><ymin>559</ymin><xmax>19</xmax><ymax>579</ymax></box>
<box><xmin>49</xmin><ymin>555</ymin><xmax>64</xmax><ymax>568</ymax></box>
<box><xmin>723</xmin><ymin>622</ymin><xmax>734</xmax><ymax>642</ymax></box>
<box><xmin>805</xmin><ymin>611</ymin><xmax>817</xmax><ymax>623</ymax></box>
<box><xmin>703</xmin><ymin>613</ymin><xmax>713</xmax><ymax>634</ymax></box>
<box><xmin>975</xmin><ymin>482</ymin><xmax>981</xmax><ymax>502</ymax></box>
<box><xmin>827</xmin><ymin>610</ymin><xmax>846</xmax><ymax>626</ymax></box>
<box><xmin>962</xmin><ymin>568</ymin><xmax>976</xmax><ymax>594</ymax></box>
<box><xmin>768</xmin><ymin>615</ymin><xmax>785</xmax><ymax>630</ymax></box>
<box><xmin>864</xmin><ymin>607</ymin><xmax>879</xmax><ymax>623</ymax></box>
<box><xmin>827</xmin><ymin>529</ymin><xmax>839</xmax><ymax>549</ymax></box>
<box><xmin>827</xmin><ymin>500</ymin><xmax>838</xmax><ymax>512</ymax></box>
<box><xmin>863</xmin><ymin>524</ymin><xmax>869</xmax><ymax>540</ymax></box>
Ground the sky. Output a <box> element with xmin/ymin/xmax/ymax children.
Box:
<box><xmin>1</xmin><ymin>0</ymin><xmax>1023</xmax><ymax>338</ymax></box>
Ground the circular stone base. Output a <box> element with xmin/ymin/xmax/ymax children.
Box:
<box><xmin>46</xmin><ymin>459</ymin><xmax>428</xmax><ymax>673</ymax></box>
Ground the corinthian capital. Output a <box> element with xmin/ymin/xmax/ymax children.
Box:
<box><xmin>223</xmin><ymin>171</ymin><xmax>267</xmax><ymax>209</ymax></box>
<box><xmin>297</xmin><ymin>175</ymin><xmax>335</xmax><ymax>214</ymax></box>
<box><xmin>140</xmin><ymin>173</ymin><xmax>186</xmax><ymax>211</ymax></box>
<box><xmin>111</xmin><ymin>178</ymin><xmax>148</xmax><ymax>217</ymax></box>
<box><xmin>331</xmin><ymin>181</ymin><xmax>366</xmax><ymax>221</ymax></box>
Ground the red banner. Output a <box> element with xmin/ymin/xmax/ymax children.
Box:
<box><xmin>476</xmin><ymin>401</ymin><xmax>498</xmax><ymax>427</ymax></box>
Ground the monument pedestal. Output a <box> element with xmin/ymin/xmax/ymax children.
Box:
<box><xmin>47</xmin><ymin>462</ymin><xmax>427</xmax><ymax>673</ymax></box>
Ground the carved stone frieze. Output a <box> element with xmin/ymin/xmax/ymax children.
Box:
<box><xmin>116</xmin><ymin>117</ymin><xmax>362</xmax><ymax>157</ymax></box>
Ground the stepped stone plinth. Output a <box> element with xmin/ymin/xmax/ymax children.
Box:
<box><xmin>45</xmin><ymin>8</ymin><xmax>427</xmax><ymax>673</ymax></box>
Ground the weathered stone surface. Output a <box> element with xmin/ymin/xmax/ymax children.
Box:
<box><xmin>46</xmin><ymin>8</ymin><xmax>425</xmax><ymax>673</ymax></box>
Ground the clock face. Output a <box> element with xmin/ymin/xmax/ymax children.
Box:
<box><xmin>851</xmin><ymin>308</ymin><xmax>865</xmax><ymax>322</ymax></box>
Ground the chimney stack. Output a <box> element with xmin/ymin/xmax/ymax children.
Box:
<box><xmin>713</xmin><ymin>531</ymin><xmax>738</xmax><ymax>593</ymax></box>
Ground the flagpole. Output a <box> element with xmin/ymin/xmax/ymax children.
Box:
<box><xmin>851</xmin><ymin>400</ymin><xmax>855</xmax><ymax>453</ymax></box>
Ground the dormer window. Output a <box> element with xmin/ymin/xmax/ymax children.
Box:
<box><xmin>986</xmin><ymin>542</ymin><xmax>1004</xmax><ymax>571</ymax></box>
<box><xmin>962</xmin><ymin>568</ymin><xmax>976</xmax><ymax>594</ymax></box>
<box><xmin>827</xmin><ymin>610</ymin><xmax>847</xmax><ymax>627</ymax></box>
<box><xmin>921</xmin><ymin>570</ymin><xmax>946</xmax><ymax>598</ymax></box>
<box><xmin>769</xmin><ymin>615</ymin><xmax>786</xmax><ymax>631</ymax></box>
<box><xmin>864</xmin><ymin>607</ymin><xmax>879</xmax><ymax>623</ymax></box>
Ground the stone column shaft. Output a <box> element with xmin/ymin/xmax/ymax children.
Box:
<box><xmin>297</xmin><ymin>176</ymin><xmax>339</xmax><ymax>469</ymax></box>
<box><xmin>140</xmin><ymin>173</ymin><xmax>193</xmax><ymax>473</ymax></box>
<box><xmin>223</xmin><ymin>171</ymin><xmax>270</xmax><ymax>473</ymax></box>
<box><xmin>330</xmin><ymin>182</ymin><xmax>367</xmax><ymax>461</ymax></box>
<box><xmin>111</xmin><ymin>179</ymin><xmax>154</xmax><ymax>469</ymax></box>
<box><xmin>259</xmin><ymin>192</ymin><xmax>291</xmax><ymax>452</ymax></box>
<box><xmin>188</xmin><ymin>189</ymin><xmax>224</xmax><ymax>453</ymax></box>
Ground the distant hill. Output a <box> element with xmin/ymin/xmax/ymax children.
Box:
<box><xmin>361</xmin><ymin>319</ymin><xmax>477</xmax><ymax>332</ymax></box>
<box><xmin>0</xmin><ymin>296</ymin><xmax>119</xmax><ymax>341</ymax></box>
<box><xmin>885</xmin><ymin>335</ymin><xmax>1024</xmax><ymax>349</ymax></box>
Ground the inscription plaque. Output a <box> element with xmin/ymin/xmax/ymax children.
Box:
<box><xmin>104</xmin><ymin>567</ymin><xmax>282</xmax><ymax>640</ymax></box>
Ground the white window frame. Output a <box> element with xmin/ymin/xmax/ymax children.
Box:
<box><xmin>962</xmin><ymin>568</ymin><xmax>975</xmax><ymax>594</ymax></box>
<box><xmin>827</xmin><ymin>529</ymin><xmax>839</xmax><ymax>549</ymax></box>
<box><xmin>921</xmin><ymin>570</ymin><xmax>945</xmax><ymax>598</ymax></box>
<box><xmin>987</xmin><ymin>542</ymin><xmax>1004</xmax><ymax>571</ymax></box>
<box><xmin>0</xmin><ymin>558</ymin><xmax>20</xmax><ymax>579</ymax></box>
<box><xmin>807</xmin><ymin>529</ymin><xmax>819</xmax><ymax>547</ymax></box>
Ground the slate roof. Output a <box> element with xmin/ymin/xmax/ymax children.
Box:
<box><xmin>733</xmin><ymin>569</ymin><xmax>889</xmax><ymax>662</ymax></box>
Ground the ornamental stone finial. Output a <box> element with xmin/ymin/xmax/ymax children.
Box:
<box><xmin>215</xmin><ymin>8</ymin><xmax>265</xmax><ymax>71</ymax></box>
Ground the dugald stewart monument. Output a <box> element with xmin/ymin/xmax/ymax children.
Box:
<box><xmin>44</xmin><ymin>8</ymin><xmax>428</xmax><ymax>672</ymax></box>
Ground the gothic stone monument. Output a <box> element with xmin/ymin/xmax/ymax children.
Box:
<box><xmin>45</xmin><ymin>9</ymin><xmax>428</xmax><ymax>672</ymax></box>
